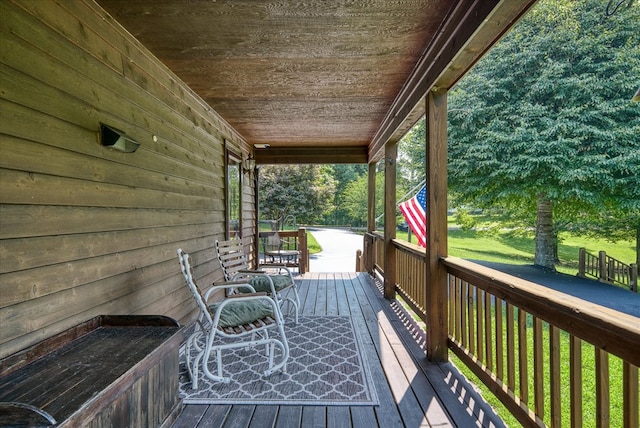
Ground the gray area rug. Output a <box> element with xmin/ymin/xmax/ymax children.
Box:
<box><xmin>179</xmin><ymin>316</ymin><xmax>378</xmax><ymax>406</ymax></box>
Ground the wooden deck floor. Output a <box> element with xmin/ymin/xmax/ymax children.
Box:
<box><xmin>171</xmin><ymin>272</ymin><xmax>506</xmax><ymax>428</ymax></box>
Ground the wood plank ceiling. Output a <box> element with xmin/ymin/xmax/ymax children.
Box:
<box><xmin>97</xmin><ymin>0</ymin><xmax>535</xmax><ymax>164</ymax></box>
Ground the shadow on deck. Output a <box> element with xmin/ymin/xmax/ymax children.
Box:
<box><xmin>172</xmin><ymin>272</ymin><xmax>505</xmax><ymax>428</ymax></box>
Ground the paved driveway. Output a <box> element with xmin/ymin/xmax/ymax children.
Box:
<box><xmin>308</xmin><ymin>228</ymin><xmax>363</xmax><ymax>272</ymax></box>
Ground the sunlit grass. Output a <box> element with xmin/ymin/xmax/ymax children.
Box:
<box><xmin>396</xmin><ymin>226</ymin><xmax>635</xmax><ymax>276</ymax></box>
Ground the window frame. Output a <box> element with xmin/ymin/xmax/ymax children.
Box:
<box><xmin>225</xmin><ymin>147</ymin><xmax>242</xmax><ymax>239</ymax></box>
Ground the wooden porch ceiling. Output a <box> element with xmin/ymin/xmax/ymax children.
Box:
<box><xmin>97</xmin><ymin>0</ymin><xmax>535</xmax><ymax>164</ymax></box>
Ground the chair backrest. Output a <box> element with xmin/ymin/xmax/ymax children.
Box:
<box><xmin>263</xmin><ymin>232</ymin><xmax>282</xmax><ymax>253</ymax></box>
<box><xmin>177</xmin><ymin>248</ymin><xmax>213</xmax><ymax>324</ymax></box>
<box><xmin>215</xmin><ymin>239</ymin><xmax>249</xmax><ymax>281</ymax></box>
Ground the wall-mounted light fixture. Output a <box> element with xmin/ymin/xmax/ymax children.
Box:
<box><xmin>254</xmin><ymin>144</ymin><xmax>270</xmax><ymax>149</ymax></box>
<box><xmin>99</xmin><ymin>123</ymin><xmax>140</xmax><ymax>153</ymax></box>
<box><xmin>243</xmin><ymin>156</ymin><xmax>256</xmax><ymax>172</ymax></box>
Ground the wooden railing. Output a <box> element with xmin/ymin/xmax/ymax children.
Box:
<box><xmin>578</xmin><ymin>248</ymin><xmax>638</xmax><ymax>292</ymax></box>
<box><xmin>364</xmin><ymin>233</ymin><xmax>640</xmax><ymax>428</ymax></box>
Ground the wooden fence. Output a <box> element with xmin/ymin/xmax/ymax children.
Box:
<box><xmin>578</xmin><ymin>248</ymin><xmax>638</xmax><ymax>292</ymax></box>
<box><xmin>365</xmin><ymin>233</ymin><xmax>640</xmax><ymax>428</ymax></box>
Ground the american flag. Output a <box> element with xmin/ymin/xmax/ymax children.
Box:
<box><xmin>398</xmin><ymin>185</ymin><xmax>427</xmax><ymax>247</ymax></box>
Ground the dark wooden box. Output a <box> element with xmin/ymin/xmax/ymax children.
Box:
<box><xmin>0</xmin><ymin>315</ymin><xmax>184</xmax><ymax>427</ymax></box>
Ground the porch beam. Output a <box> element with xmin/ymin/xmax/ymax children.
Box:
<box><xmin>426</xmin><ymin>89</ymin><xmax>448</xmax><ymax>362</ymax></box>
<box><xmin>254</xmin><ymin>146</ymin><xmax>367</xmax><ymax>164</ymax></box>
<box><xmin>369</xmin><ymin>0</ymin><xmax>535</xmax><ymax>162</ymax></box>
<box><xmin>384</xmin><ymin>142</ymin><xmax>397</xmax><ymax>300</ymax></box>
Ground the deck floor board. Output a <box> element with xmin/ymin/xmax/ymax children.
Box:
<box><xmin>172</xmin><ymin>272</ymin><xmax>505</xmax><ymax>427</ymax></box>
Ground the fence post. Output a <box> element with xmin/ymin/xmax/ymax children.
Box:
<box><xmin>363</xmin><ymin>234</ymin><xmax>372</xmax><ymax>274</ymax></box>
<box><xmin>298</xmin><ymin>227</ymin><xmax>307</xmax><ymax>274</ymax></box>
<box><xmin>608</xmin><ymin>259</ymin><xmax>616</xmax><ymax>284</ymax></box>
<box><xmin>578</xmin><ymin>248</ymin><xmax>586</xmax><ymax>278</ymax></box>
<box><xmin>631</xmin><ymin>264</ymin><xmax>638</xmax><ymax>293</ymax></box>
<box><xmin>598</xmin><ymin>251</ymin><xmax>607</xmax><ymax>282</ymax></box>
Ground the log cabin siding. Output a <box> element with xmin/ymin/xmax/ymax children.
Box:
<box><xmin>0</xmin><ymin>0</ymin><xmax>253</xmax><ymax>358</ymax></box>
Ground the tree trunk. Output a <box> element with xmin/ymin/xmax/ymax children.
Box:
<box><xmin>636</xmin><ymin>225</ymin><xmax>640</xmax><ymax>267</ymax></box>
<box><xmin>535</xmin><ymin>194</ymin><xmax>556</xmax><ymax>270</ymax></box>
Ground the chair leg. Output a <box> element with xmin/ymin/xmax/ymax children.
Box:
<box><xmin>263</xmin><ymin>321</ymin><xmax>289</xmax><ymax>376</ymax></box>
<box><xmin>279</xmin><ymin>285</ymin><xmax>300</xmax><ymax>324</ymax></box>
<box><xmin>185</xmin><ymin>330</ymin><xmax>201</xmax><ymax>386</ymax></box>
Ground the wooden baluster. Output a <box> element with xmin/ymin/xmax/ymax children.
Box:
<box><xmin>448</xmin><ymin>274</ymin><xmax>455</xmax><ymax>337</ymax></box>
<box><xmin>570</xmin><ymin>336</ymin><xmax>583</xmax><ymax>428</ymax></box>
<box><xmin>550</xmin><ymin>325</ymin><xmax>561</xmax><ymax>427</ymax></box>
<box><xmin>533</xmin><ymin>317</ymin><xmax>544</xmax><ymax>420</ymax></box>
<box><xmin>623</xmin><ymin>362</ymin><xmax>638</xmax><ymax>428</ymax></box>
<box><xmin>507</xmin><ymin>303</ymin><xmax>516</xmax><ymax>393</ymax></box>
<box><xmin>468</xmin><ymin>285</ymin><xmax>475</xmax><ymax>355</ymax></box>
<box><xmin>595</xmin><ymin>347</ymin><xmax>610</xmax><ymax>427</ymax></box>
<box><xmin>518</xmin><ymin>308</ymin><xmax>528</xmax><ymax>405</ymax></box>
<box><xmin>454</xmin><ymin>276</ymin><xmax>462</xmax><ymax>342</ymax></box>
<box><xmin>476</xmin><ymin>288</ymin><xmax>484</xmax><ymax>363</ymax></box>
<box><xmin>485</xmin><ymin>291</ymin><xmax>493</xmax><ymax>372</ymax></box>
<box><xmin>461</xmin><ymin>281</ymin><xmax>468</xmax><ymax>348</ymax></box>
<box><xmin>495</xmin><ymin>297</ymin><xmax>504</xmax><ymax>382</ymax></box>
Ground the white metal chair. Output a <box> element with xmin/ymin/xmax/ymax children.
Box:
<box><xmin>177</xmin><ymin>248</ymin><xmax>288</xmax><ymax>388</ymax></box>
<box><xmin>215</xmin><ymin>238</ymin><xmax>300</xmax><ymax>323</ymax></box>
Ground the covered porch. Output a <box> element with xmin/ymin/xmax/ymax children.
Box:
<box><xmin>174</xmin><ymin>272</ymin><xmax>505</xmax><ymax>428</ymax></box>
<box><xmin>2</xmin><ymin>1</ymin><xmax>638</xmax><ymax>427</ymax></box>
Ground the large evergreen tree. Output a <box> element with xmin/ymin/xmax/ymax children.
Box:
<box><xmin>448</xmin><ymin>0</ymin><xmax>640</xmax><ymax>269</ymax></box>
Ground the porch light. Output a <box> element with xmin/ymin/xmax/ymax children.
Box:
<box><xmin>99</xmin><ymin>123</ymin><xmax>140</xmax><ymax>153</ymax></box>
<box><xmin>243</xmin><ymin>156</ymin><xmax>256</xmax><ymax>172</ymax></box>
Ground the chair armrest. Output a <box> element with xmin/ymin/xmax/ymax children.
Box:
<box><xmin>204</xmin><ymin>282</ymin><xmax>256</xmax><ymax>300</ymax></box>
<box><xmin>257</xmin><ymin>264</ymin><xmax>294</xmax><ymax>276</ymax></box>
<box><xmin>227</xmin><ymin>292</ymin><xmax>268</xmax><ymax>299</ymax></box>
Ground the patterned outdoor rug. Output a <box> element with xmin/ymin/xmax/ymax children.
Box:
<box><xmin>179</xmin><ymin>316</ymin><xmax>379</xmax><ymax>406</ymax></box>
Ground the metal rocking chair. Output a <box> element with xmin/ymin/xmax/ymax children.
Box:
<box><xmin>177</xmin><ymin>248</ymin><xmax>289</xmax><ymax>388</ymax></box>
<box><xmin>215</xmin><ymin>238</ymin><xmax>300</xmax><ymax>323</ymax></box>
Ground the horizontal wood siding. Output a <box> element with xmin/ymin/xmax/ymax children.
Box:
<box><xmin>0</xmin><ymin>0</ymin><xmax>253</xmax><ymax>357</ymax></box>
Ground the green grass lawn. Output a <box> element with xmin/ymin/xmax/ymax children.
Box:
<box><xmin>396</xmin><ymin>226</ymin><xmax>636</xmax><ymax>276</ymax></box>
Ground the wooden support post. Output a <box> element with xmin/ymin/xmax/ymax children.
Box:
<box><xmin>384</xmin><ymin>141</ymin><xmax>397</xmax><ymax>300</ymax></box>
<box><xmin>367</xmin><ymin>162</ymin><xmax>377</xmax><ymax>234</ymax></box>
<box><xmin>298</xmin><ymin>227</ymin><xmax>307</xmax><ymax>274</ymax></box>
<box><xmin>426</xmin><ymin>88</ymin><xmax>448</xmax><ymax>362</ymax></box>
<box><xmin>254</xmin><ymin>167</ymin><xmax>261</xmax><ymax>270</ymax></box>
<box><xmin>365</xmin><ymin>162</ymin><xmax>377</xmax><ymax>273</ymax></box>
<box><xmin>631</xmin><ymin>264</ymin><xmax>638</xmax><ymax>292</ymax></box>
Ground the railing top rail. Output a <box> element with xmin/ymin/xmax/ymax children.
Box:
<box><xmin>391</xmin><ymin>238</ymin><xmax>425</xmax><ymax>258</ymax></box>
<box><xmin>603</xmin><ymin>251</ymin><xmax>629</xmax><ymax>267</ymax></box>
<box><xmin>259</xmin><ymin>229</ymin><xmax>302</xmax><ymax>238</ymax></box>
<box><xmin>442</xmin><ymin>256</ymin><xmax>640</xmax><ymax>366</ymax></box>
